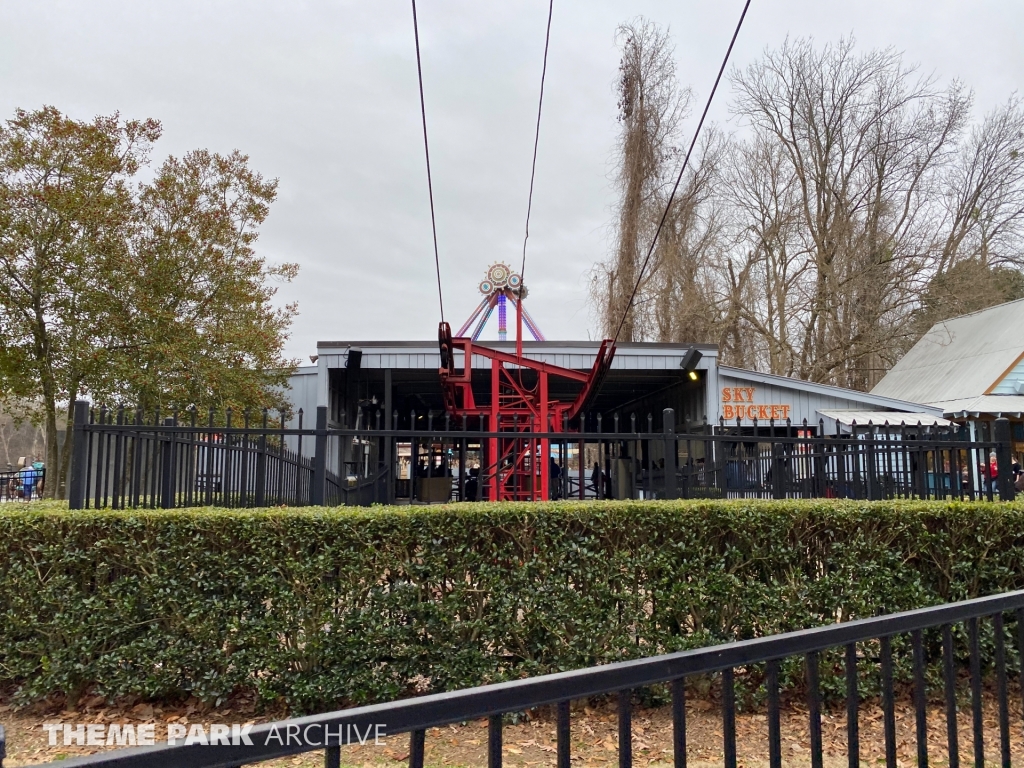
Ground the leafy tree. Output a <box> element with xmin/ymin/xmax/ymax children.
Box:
<box><xmin>100</xmin><ymin>149</ymin><xmax>297</xmax><ymax>414</ymax></box>
<box><xmin>0</xmin><ymin>107</ymin><xmax>158</xmax><ymax>496</ymax></box>
<box><xmin>0</xmin><ymin>107</ymin><xmax>297</xmax><ymax>497</ymax></box>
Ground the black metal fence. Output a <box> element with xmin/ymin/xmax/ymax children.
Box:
<box><xmin>8</xmin><ymin>590</ymin><xmax>1024</xmax><ymax>768</ymax></box>
<box><xmin>0</xmin><ymin>467</ymin><xmax>46</xmax><ymax>502</ymax></box>
<box><xmin>68</xmin><ymin>400</ymin><xmax>1018</xmax><ymax>510</ymax></box>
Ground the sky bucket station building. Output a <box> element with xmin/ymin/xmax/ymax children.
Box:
<box><xmin>281</xmin><ymin>263</ymin><xmax>996</xmax><ymax>503</ymax></box>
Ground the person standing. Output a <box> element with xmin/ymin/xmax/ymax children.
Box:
<box><xmin>19</xmin><ymin>461</ymin><xmax>37</xmax><ymax>502</ymax></box>
<box><xmin>32</xmin><ymin>460</ymin><xmax>44</xmax><ymax>497</ymax></box>
<box><xmin>549</xmin><ymin>456</ymin><xmax>562</xmax><ymax>500</ymax></box>
<box><xmin>981</xmin><ymin>452</ymin><xmax>999</xmax><ymax>496</ymax></box>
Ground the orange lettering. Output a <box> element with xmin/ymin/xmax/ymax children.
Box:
<box><xmin>722</xmin><ymin>387</ymin><xmax>732</xmax><ymax>402</ymax></box>
<box><xmin>723</xmin><ymin>404</ymin><xmax>734</xmax><ymax>420</ymax></box>
<box><xmin>733</xmin><ymin>387</ymin><xmax>745</xmax><ymax>402</ymax></box>
<box><xmin>781</xmin><ymin>405</ymin><xmax>791</xmax><ymax>420</ymax></box>
<box><xmin>744</xmin><ymin>388</ymin><xmax>756</xmax><ymax>402</ymax></box>
<box><xmin>770</xmin><ymin>405</ymin><xmax>781</xmax><ymax>420</ymax></box>
<box><xmin>758</xmin><ymin>405</ymin><xmax>769</xmax><ymax>420</ymax></box>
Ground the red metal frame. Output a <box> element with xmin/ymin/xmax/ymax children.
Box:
<box><xmin>439</xmin><ymin>300</ymin><xmax>615</xmax><ymax>501</ymax></box>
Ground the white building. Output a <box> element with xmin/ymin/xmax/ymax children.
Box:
<box><xmin>872</xmin><ymin>298</ymin><xmax>1024</xmax><ymax>454</ymax></box>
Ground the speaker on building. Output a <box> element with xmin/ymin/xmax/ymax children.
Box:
<box><xmin>346</xmin><ymin>349</ymin><xmax>362</xmax><ymax>369</ymax></box>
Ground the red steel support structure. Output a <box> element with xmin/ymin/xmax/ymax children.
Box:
<box><xmin>438</xmin><ymin>313</ymin><xmax>614</xmax><ymax>502</ymax></box>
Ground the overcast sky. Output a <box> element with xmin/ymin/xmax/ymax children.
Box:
<box><xmin>1</xmin><ymin>1</ymin><xmax>1021</xmax><ymax>358</ymax></box>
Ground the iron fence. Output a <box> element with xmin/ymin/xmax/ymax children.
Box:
<box><xmin>68</xmin><ymin>401</ymin><xmax>1017</xmax><ymax>509</ymax></box>
<box><xmin>7</xmin><ymin>590</ymin><xmax>1024</xmax><ymax>768</ymax></box>
<box><xmin>0</xmin><ymin>467</ymin><xmax>46</xmax><ymax>502</ymax></box>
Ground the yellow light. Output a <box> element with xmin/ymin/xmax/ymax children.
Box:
<box><xmin>688</xmin><ymin>370</ymin><xmax>699</xmax><ymax>381</ymax></box>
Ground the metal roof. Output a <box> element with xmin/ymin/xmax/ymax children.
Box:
<box><xmin>719</xmin><ymin>366</ymin><xmax>942</xmax><ymax>414</ymax></box>
<box><xmin>871</xmin><ymin>299</ymin><xmax>1024</xmax><ymax>403</ymax></box>
<box><xmin>817</xmin><ymin>410</ymin><xmax>953</xmax><ymax>427</ymax></box>
<box><xmin>929</xmin><ymin>395</ymin><xmax>1024</xmax><ymax>419</ymax></box>
<box><xmin>317</xmin><ymin>339</ymin><xmax>719</xmax><ymax>352</ymax></box>
<box><xmin>314</xmin><ymin>340</ymin><xmax>718</xmax><ymax>371</ymax></box>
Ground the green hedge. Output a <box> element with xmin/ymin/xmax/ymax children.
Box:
<box><xmin>2</xmin><ymin>499</ymin><xmax>1024</xmax><ymax>711</ymax></box>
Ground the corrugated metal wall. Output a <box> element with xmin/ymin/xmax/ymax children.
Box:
<box><xmin>284</xmin><ymin>368</ymin><xmax>319</xmax><ymax>457</ymax></box>
<box><xmin>717</xmin><ymin>373</ymin><xmax>881</xmax><ymax>426</ymax></box>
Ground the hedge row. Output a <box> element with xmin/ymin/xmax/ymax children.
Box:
<box><xmin>2</xmin><ymin>499</ymin><xmax>1024</xmax><ymax>711</ymax></box>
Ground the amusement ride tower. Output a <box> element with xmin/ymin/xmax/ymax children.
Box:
<box><xmin>438</xmin><ymin>263</ymin><xmax>615</xmax><ymax>501</ymax></box>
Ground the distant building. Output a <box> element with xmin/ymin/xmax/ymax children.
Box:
<box><xmin>287</xmin><ymin>339</ymin><xmax>944</xmax><ymax>448</ymax></box>
<box><xmin>872</xmin><ymin>298</ymin><xmax>1024</xmax><ymax>453</ymax></box>
<box><xmin>282</xmin><ymin>338</ymin><xmax>951</xmax><ymax>501</ymax></box>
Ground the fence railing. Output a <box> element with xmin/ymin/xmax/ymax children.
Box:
<box><xmin>68</xmin><ymin>401</ymin><xmax>1018</xmax><ymax>509</ymax></box>
<box><xmin>10</xmin><ymin>589</ymin><xmax>1024</xmax><ymax>768</ymax></box>
<box><xmin>0</xmin><ymin>467</ymin><xmax>46</xmax><ymax>502</ymax></box>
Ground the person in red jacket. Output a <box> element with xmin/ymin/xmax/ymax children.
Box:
<box><xmin>980</xmin><ymin>451</ymin><xmax>998</xmax><ymax>496</ymax></box>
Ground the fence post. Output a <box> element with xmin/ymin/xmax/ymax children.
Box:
<box><xmin>160</xmin><ymin>417</ymin><xmax>175</xmax><ymax>509</ymax></box>
<box><xmin>68</xmin><ymin>400</ymin><xmax>90</xmax><ymax>509</ymax></box>
<box><xmin>994</xmin><ymin>417</ymin><xmax>1015</xmax><ymax>501</ymax></box>
<box><xmin>813</xmin><ymin>435</ymin><xmax>826</xmax><ymax>497</ymax></box>
<box><xmin>663</xmin><ymin>408</ymin><xmax>677</xmax><ymax>500</ymax></box>
<box><xmin>311</xmin><ymin>406</ymin><xmax>328</xmax><ymax>506</ymax></box>
<box><xmin>866</xmin><ymin>438</ymin><xmax>880</xmax><ymax>500</ymax></box>
<box><xmin>772</xmin><ymin>442</ymin><xmax>786</xmax><ymax>500</ymax></box>
<box><xmin>254</xmin><ymin>411</ymin><xmax>267</xmax><ymax>508</ymax></box>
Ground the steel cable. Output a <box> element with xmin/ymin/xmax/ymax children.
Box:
<box><xmin>518</xmin><ymin>0</ymin><xmax>555</xmax><ymax>295</ymax></box>
<box><xmin>411</xmin><ymin>0</ymin><xmax>445</xmax><ymax>321</ymax></box>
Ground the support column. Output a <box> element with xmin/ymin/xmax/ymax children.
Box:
<box><xmin>968</xmin><ymin>420</ymin><xmax>980</xmax><ymax>498</ymax></box>
<box><xmin>540</xmin><ymin>371</ymin><xmax>549</xmax><ymax>501</ymax></box>
<box><xmin>384</xmin><ymin>368</ymin><xmax>394</xmax><ymax>504</ymax></box>
<box><xmin>311</xmin><ymin>406</ymin><xmax>328</xmax><ymax>506</ymax></box>
<box><xmin>490</xmin><ymin>358</ymin><xmax>500</xmax><ymax>501</ymax></box>
<box><xmin>516</xmin><ymin>293</ymin><xmax>523</xmax><ymax>359</ymax></box>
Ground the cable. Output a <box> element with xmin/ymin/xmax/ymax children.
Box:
<box><xmin>612</xmin><ymin>0</ymin><xmax>752</xmax><ymax>343</ymax></box>
<box><xmin>517</xmin><ymin>0</ymin><xmax>555</xmax><ymax>295</ymax></box>
<box><xmin>411</xmin><ymin>0</ymin><xmax>445</xmax><ymax>322</ymax></box>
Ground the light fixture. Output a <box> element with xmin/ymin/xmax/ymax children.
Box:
<box><xmin>680</xmin><ymin>348</ymin><xmax>702</xmax><ymax>378</ymax></box>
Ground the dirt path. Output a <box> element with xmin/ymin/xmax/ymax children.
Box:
<box><xmin>3</xmin><ymin>695</ymin><xmax>1023</xmax><ymax>767</ymax></box>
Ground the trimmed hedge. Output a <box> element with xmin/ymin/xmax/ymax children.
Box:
<box><xmin>2</xmin><ymin>499</ymin><xmax>1024</xmax><ymax>711</ymax></box>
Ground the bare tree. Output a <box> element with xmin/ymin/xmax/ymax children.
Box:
<box><xmin>645</xmin><ymin>128</ymin><xmax>728</xmax><ymax>344</ymax></box>
<box><xmin>728</xmin><ymin>37</ymin><xmax>971</xmax><ymax>388</ymax></box>
<box><xmin>720</xmin><ymin>134</ymin><xmax>809</xmax><ymax>374</ymax></box>
<box><xmin>939</xmin><ymin>96</ymin><xmax>1024</xmax><ymax>273</ymax></box>
<box><xmin>595</xmin><ymin>32</ymin><xmax>1024</xmax><ymax>390</ymax></box>
<box><xmin>595</xmin><ymin>20</ymin><xmax>691</xmax><ymax>341</ymax></box>
<box><xmin>911</xmin><ymin>97</ymin><xmax>1024</xmax><ymax>332</ymax></box>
